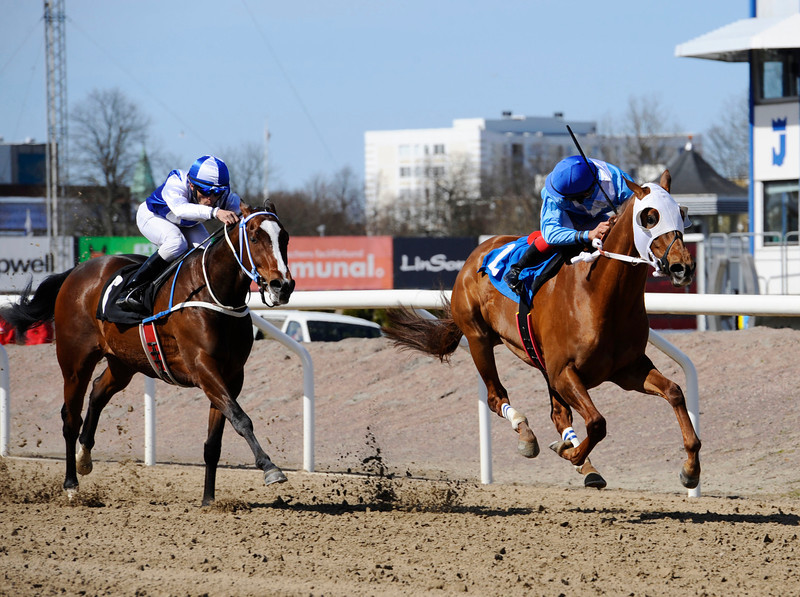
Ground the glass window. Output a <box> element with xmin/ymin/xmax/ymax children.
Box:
<box><xmin>763</xmin><ymin>180</ymin><xmax>799</xmax><ymax>244</ymax></box>
<box><xmin>756</xmin><ymin>50</ymin><xmax>799</xmax><ymax>102</ymax></box>
<box><xmin>399</xmin><ymin>167</ymin><xmax>411</xmax><ymax>177</ymax></box>
<box><xmin>307</xmin><ymin>321</ymin><xmax>382</xmax><ymax>342</ymax></box>
<box><xmin>285</xmin><ymin>321</ymin><xmax>304</xmax><ymax>341</ymax></box>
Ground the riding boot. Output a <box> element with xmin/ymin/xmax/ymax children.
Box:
<box><xmin>115</xmin><ymin>252</ymin><xmax>170</xmax><ymax>314</ymax></box>
<box><xmin>504</xmin><ymin>243</ymin><xmax>544</xmax><ymax>295</ymax></box>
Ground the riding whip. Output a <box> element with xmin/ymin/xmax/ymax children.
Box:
<box><xmin>566</xmin><ymin>124</ymin><xmax>618</xmax><ymax>215</ymax></box>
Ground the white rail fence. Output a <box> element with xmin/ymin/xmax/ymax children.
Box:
<box><xmin>3</xmin><ymin>291</ymin><xmax>800</xmax><ymax>498</ymax></box>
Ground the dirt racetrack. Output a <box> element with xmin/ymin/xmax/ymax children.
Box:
<box><xmin>2</xmin><ymin>327</ymin><xmax>800</xmax><ymax>595</ymax></box>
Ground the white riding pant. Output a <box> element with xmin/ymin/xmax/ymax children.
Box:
<box><xmin>136</xmin><ymin>202</ymin><xmax>210</xmax><ymax>261</ymax></box>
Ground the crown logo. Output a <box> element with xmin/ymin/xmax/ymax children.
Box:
<box><xmin>772</xmin><ymin>118</ymin><xmax>787</xmax><ymax>131</ymax></box>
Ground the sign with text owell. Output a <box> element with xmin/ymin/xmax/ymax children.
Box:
<box><xmin>78</xmin><ymin>237</ymin><xmax>156</xmax><ymax>262</ymax></box>
<box><xmin>288</xmin><ymin>236</ymin><xmax>393</xmax><ymax>290</ymax></box>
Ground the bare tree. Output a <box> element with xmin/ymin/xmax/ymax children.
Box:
<box><xmin>70</xmin><ymin>88</ymin><xmax>151</xmax><ymax>235</ymax></box>
<box><xmin>620</xmin><ymin>94</ymin><xmax>679</xmax><ymax>174</ymax></box>
<box><xmin>270</xmin><ymin>167</ymin><xmax>366</xmax><ymax>236</ymax></box>
<box><xmin>222</xmin><ymin>141</ymin><xmax>266</xmax><ymax>204</ymax></box>
<box><xmin>704</xmin><ymin>91</ymin><xmax>749</xmax><ymax>181</ymax></box>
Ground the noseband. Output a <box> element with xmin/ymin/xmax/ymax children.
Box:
<box><xmin>655</xmin><ymin>231</ymin><xmax>682</xmax><ymax>277</ymax></box>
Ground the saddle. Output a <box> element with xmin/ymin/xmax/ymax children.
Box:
<box><xmin>95</xmin><ymin>256</ymin><xmax>182</xmax><ymax>325</ymax></box>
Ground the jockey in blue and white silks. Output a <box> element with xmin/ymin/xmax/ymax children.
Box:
<box><xmin>503</xmin><ymin>156</ymin><xmax>634</xmax><ymax>295</ymax></box>
<box><xmin>116</xmin><ymin>155</ymin><xmax>242</xmax><ymax>314</ymax></box>
<box><xmin>540</xmin><ymin>157</ymin><xmax>633</xmax><ymax>247</ymax></box>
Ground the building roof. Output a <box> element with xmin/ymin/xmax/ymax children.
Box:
<box><xmin>665</xmin><ymin>143</ymin><xmax>748</xmax><ymax>215</ymax></box>
<box><xmin>675</xmin><ymin>13</ymin><xmax>800</xmax><ymax>62</ymax></box>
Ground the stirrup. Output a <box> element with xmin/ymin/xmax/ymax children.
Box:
<box><xmin>116</xmin><ymin>288</ymin><xmax>147</xmax><ymax>313</ymax></box>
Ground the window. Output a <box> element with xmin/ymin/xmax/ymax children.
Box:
<box><xmin>307</xmin><ymin>321</ymin><xmax>382</xmax><ymax>342</ymax></box>
<box><xmin>399</xmin><ymin>167</ymin><xmax>411</xmax><ymax>177</ymax></box>
<box><xmin>763</xmin><ymin>180</ymin><xmax>799</xmax><ymax>244</ymax></box>
<box><xmin>755</xmin><ymin>50</ymin><xmax>799</xmax><ymax>102</ymax></box>
<box><xmin>398</xmin><ymin>144</ymin><xmax>411</xmax><ymax>157</ymax></box>
<box><xmin>433</xmin><ymin>144</ymin><xmax>445</xmax><ymax>155</ymax></box>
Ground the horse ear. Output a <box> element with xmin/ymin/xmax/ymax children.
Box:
<box><xmin>624</xmin><ymin>177</ymin><xmax>648</xmax><ymax>200</ymax></box>
<box><xmin>264</xmin><ymin>200</ymin><xmax>278</xmax><ymax>216</ymax></box>
<box><xmin>240</xmin><ymin>203</ymin><xmax>253</xmax><ymax>217</ymax></box>
<box><xmin>659</xmin><ymin>170</ymin><xmax>671</xmax><ymax>193</ymax></box>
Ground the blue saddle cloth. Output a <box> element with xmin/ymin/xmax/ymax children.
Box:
<box><xmin>479</xmin><ymin>237</ymin><xmax>560</xmax><ymax>304</ymax></box>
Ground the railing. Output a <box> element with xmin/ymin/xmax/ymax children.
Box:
<box><xmin>5</xmin><ymin>291</ymin><xmax>800</xmax><ymax>498</ymax></box>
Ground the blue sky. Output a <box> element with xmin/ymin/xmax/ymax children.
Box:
<box><xmin>2</xmin><ymin>1</ymin><xmax>750</xmax><ymax>190</ymax></box>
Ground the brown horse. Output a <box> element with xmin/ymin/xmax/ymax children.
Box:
<box><xmin>1</xmin><ymin>203</ymin><xmax>294</xmax><ymax>505</ymax></box>
<box><xmin>384</xmin><ymin>173</ymin><xmax>701</xmax><ymax>489</ymax></box>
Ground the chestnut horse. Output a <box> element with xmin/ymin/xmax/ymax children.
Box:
<box><xmin>1</xmin><ymin>203</ymin><xmax>294</xmax><ymax>505</ymax></box>
<box><xmin>384</xmin><ymin>173</ymin><xmax>701</xmax><ymax>490</ymax></box>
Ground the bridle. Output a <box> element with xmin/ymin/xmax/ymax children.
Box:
<box><xmin>200</xmin><ymin>210</ymin><xmax>286</xmax><ymax>308</ymax></box>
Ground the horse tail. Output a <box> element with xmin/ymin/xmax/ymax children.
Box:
<box><xmin>382</xmin><ymin>301</ymin><xmax>463</xmax><ymax>363</ymax></box>
<box><xmin>0</xmin><ymin>269</ymin><xmax>73</xmax><ymax>335</ymax></box>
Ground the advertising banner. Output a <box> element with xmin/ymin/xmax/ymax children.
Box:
<box><xmin>0</xmin><ymin>237</ymin><xmax>74</xmax><ymax>292</ymax></box>
<box><xmin>77</xmin><ymin>236</ymin><xmax>156</xmax><ymax>262</ymax></box>
<box><xmin>289</xmin><ymin>236</ymin><xmax>393</xmax><ymax>290</ymax></box>
<box><xmin>393</xmin><ymin>237</ymin><xmax>477</xmax><ymax>289</ymax></box>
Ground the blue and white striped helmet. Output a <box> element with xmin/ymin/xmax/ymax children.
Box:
<box><xmin>187</xmin><ymin>155</ymin><xmax>230</xmax><ymax>194</ymax></box>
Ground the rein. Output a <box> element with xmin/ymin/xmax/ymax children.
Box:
<box><xmin>570</xmin><ymin>229</ymin><xmax>680</xmax><ymax>278</ymax></box>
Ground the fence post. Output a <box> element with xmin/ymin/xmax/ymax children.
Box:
<box><xmin>144</xmin><ymin>377</ymin><xmax>156</xmax><ymax>466</ymax></box>
<box><xmin>0</xmin><ymin>345</ymin><xmax>9</xmax><ymax>457</ymax></box>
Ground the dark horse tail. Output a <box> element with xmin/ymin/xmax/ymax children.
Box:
<box><xmin>0</xmin><ymin>270</ymin><xmax>73</xmax><ymax>335</ymax></box>
<box><xmin>382</xmin><ymin>300</ymin><xmax>464</xmax><ymax>363</ymax></box>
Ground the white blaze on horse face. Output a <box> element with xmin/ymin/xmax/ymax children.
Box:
<box><xmin>632</xmin><ymin>184</ymin><xmax>686</xmax><ymax>264</ymax></box>
<box><xmin>259</xmin><ymin>219</ymin><xmax>289</xmax><ymax>278</ymax></box>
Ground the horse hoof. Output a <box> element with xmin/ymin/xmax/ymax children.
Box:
<box><xmin>584</xmin><ymin>472</ymin><xmax>607</xmax><ymax>489</ymax></box>
<box><xmin>76</xmin><ymin>447</ymin><xmax>93</xmax><ymax>476</ymax></box>
<box><xmin>264</xmin><ymin>466</ymin><xmax>288</xmax><ymax>486</ymax></box>
<box><xmin>548</xmin><ymin>441</ymin><xmax>571</xmax><ymax>458</ymax></box>
<box><xmin>65</xmin><ymin>487</ymin><xmax>78</xmax><ymax>501</ymax></box>
<box><xmin>680</xmin><ymin>469</ymin><xmax>700</xmax><ymax>489</ymax></box>
<box><xmin>517</xmin><ymin>438</ymin><xmax>540</xmax><ymax>459</ymax></box>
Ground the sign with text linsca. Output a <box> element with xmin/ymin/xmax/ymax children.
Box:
<box><xmin>288</xmin><ymin>236</ymin><xmax>393</xmax><ymax>290</ymax></box>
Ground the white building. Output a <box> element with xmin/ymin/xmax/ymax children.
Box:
<box><xmin>677</xmin><ymin>0</ymin><xmax>800</xmax><ymax>294</ymax></box>
<box><xmin>364</xmin><ymin>113</ymin><xmax>596</xmax><ymax>227</ymax></box>
<box><xmin>364</xmin><ymin>113</ymin><xmax>696</xmax><ymax>232</ymax></box>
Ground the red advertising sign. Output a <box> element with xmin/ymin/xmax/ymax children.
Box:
<box><xmin>288</xmin><ymin>236</ymin><xmax>393</xmax><ymax>290</ymax></box>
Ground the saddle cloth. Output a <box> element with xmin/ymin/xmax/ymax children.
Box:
<box><xmin>96</xmin><ymin>257</ymin><xmax>158</xmax><ymax>325</ymax></box>
<box><xmin>479</xmin><ymin>236</ymin><xmax>565</xmax><ymax>305</ymax></box>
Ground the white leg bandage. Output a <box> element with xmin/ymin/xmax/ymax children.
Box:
<box><xmin>501</xmin><ymin>403</ymin><xmax>528</xmax><ymax>431</ymax></box>
<box><xmin>562</xmin><ymin>426</ymin><xmax>581</xmax><ymax>447</ymax></box>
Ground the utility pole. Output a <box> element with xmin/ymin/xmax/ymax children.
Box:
<box><xmin>44</xmin><ymin>0</ymin><xmax>69</xmax><ymax>270</ymax></box>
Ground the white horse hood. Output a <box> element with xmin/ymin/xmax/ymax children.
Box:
<box><xmin>631</xmin><ymin>183</ymin><xmax>689</xmax><ymax>267</ymax></box>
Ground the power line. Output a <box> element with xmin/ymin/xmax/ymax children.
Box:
<box><xmin>240</xmin><ymin>0</ymin><xmax>337</xmax><ymax>166</ymax></box>
<box><xmin>67</xmin><ymin>16</ymin><xmax>212</xmax><ymax>148</ymax></box>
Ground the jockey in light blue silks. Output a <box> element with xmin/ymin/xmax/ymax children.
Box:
<box><xmin>116</xmin><ymin>155</ymin><xmax>242</xmax><ymax>314</ymax></box>
<box><xmin>503</xmin><ymin>155</ymin><xmax>635</xmax><ymax>294</ymax></box>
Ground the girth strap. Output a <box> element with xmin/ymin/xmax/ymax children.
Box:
<box><xmin>515</xmin><ymin>299</ymin><xmax>546</xmax><ymax>373</ymax></box>
<box><xmin>139</xmin><ymin>322</ymin><xmax>189</xmax><ymax>387</ymax></box>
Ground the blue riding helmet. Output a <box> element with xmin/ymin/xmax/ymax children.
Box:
<box><xmin>545</xmin><ymin>155</ymin><xmax>597</xmax><ymax>199</ymax></box>
<box><xmin>188</xmin><ymin>155</ymin><xmax>230</xmax><ymax>195</ymax></box>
